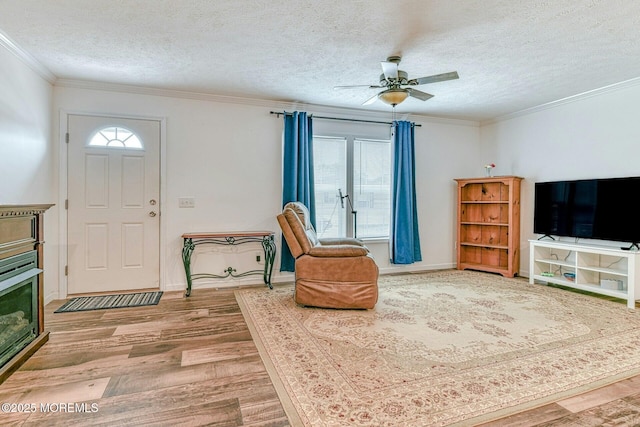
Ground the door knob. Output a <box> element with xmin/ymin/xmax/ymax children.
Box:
<box><xmin>149</xmin><ymin>211</ymin><xmax>157</xmax><ymax>217</ymax></box>
<box><xmin>149</xmin><ymin>199</ymin><xmax>157</xmax><ymax>205</ymax></box>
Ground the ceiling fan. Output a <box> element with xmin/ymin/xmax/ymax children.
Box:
<box><xmin>335</xmin><ymin>56</ymin><xmax>459</xmax><ymax>106</ymax></box>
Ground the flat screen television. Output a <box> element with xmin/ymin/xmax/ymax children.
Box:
<box><xmin>534</xmin><ymin>176</ymin><xmax>640</xmax><ymax>246</ymax></box>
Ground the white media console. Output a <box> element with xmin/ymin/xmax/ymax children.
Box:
<box><xmin>529</xmin><ymin>239</ymin><xmax>640</xmax><ymax>309</ymax></box>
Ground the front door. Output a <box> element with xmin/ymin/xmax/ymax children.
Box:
<box><xmin>67</xmin><ymin>114</ymin><xmax>160</xmax><ymax>294</ymax></box>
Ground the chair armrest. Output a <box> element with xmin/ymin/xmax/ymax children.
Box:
<box><xmin>307</xmin><ymin>245</ymin><xmax>369</xmax><ymax>257</ymax></box>
<box><xmin>318</xmin><ymin>237</ymin><xmax>365</xmax><ymax>246</ymax></box>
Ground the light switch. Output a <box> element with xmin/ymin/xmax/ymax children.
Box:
<box><xmin>178</xmin><ymin>197</ymin><xmax>195</xmax><ymax>208</ymax></box>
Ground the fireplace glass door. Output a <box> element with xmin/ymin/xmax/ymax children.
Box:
<box><xmin>0</xmin><ymin>251</ymin><xmax>39</xmax><ymax>368</ymax></box>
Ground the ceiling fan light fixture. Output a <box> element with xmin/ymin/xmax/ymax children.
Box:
<box><xmin>378</xmin><ymin>89</ymin><xmax>409</xmax><ymax>106</ymax></box>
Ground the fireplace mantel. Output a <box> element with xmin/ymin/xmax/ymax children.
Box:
<box><xmin>0</xmin><ymin>204</ymin><xmax>53</xmax><ymax>216</ymax></box>
<box><xmin>0</xmin><ymin>204</ymin><xmax>53</xmax><ymax>384</ymax></box>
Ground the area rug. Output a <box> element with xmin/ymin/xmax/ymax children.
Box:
<box><xmin>54</xmin><ymin>291</ymin><xmax>163</xmax><ymax>313</ymax></box>
<box><xmin>235</xmin><ymin>270</ymin><xmax>640</xmax><ymax>426</ymax></box>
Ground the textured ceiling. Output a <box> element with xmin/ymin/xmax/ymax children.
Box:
<box><xmin>1</xmin><ymin>0</ymin><xmax>640</xmax><ymax>121</ymax></box>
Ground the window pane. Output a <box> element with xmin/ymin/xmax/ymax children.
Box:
<box><xmin>88</xmin><ymin>127</ymin><xmax>143</xmax><ymax>149</ymax></box>
<box><xmin>353</xmin><ymin>139</ymin><xmax>391</xmax><ymax>238</ymax></box>
<box><xmin>313</xmin><ymin>137</ymin><xmax>346</xmax><ymax>238</ymax></box>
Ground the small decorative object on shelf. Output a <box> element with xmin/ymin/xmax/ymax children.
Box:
<box><xmin>484</xmin><ymin>163</ymin><xmax>496</xmax><ymax>177</ymax></box>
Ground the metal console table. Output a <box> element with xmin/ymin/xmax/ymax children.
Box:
<box><xmin>181</xmin><ymin>231</ymin><xmax>276</xmax><ymax>297</ymax></box>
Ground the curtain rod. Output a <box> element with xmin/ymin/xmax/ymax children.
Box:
<box><xmin>269</xmin><ymin>111</ymin><xmax>421</xmax><ymax>127</ymax></box>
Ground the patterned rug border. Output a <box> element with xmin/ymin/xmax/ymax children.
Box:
<box><xmin>236</xmin><ymin>292</ymin><xmax>305</xmax><ymax>427</ymax></box>
<box><xmin>464</xmin><ymin>369</ymin><xmax>640</xmax><ymax>426</ymax></box>
<box><xmin>54</xmin><ymin>291</ymin><xmax>163</xmax><ymax>313</ymax></box>
<box><xmin>236</xmin><ymin>271</ymin><xmax>640</xmax><ymax>426</ymax></box>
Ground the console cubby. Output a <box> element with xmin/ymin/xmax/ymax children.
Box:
<box><xmin>529</xmin><ymin>239</ymin><xmax>640</xmax><ymax>308</ymax></box>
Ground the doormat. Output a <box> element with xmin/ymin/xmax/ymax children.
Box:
<box><xmin>54</xmin><ymin>291</ymin><xmax>163</xmax><ymax>313</ymax></box>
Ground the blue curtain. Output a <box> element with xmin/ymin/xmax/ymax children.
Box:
<box><xmin>390</xmin><ymin>120</ymin><xmax>422</xmax><ymax>264</ymax></box>
<box><xmin>280</xmin><ymin>111</ymin><xmax>315</xmax><ymax>272</ymax></box>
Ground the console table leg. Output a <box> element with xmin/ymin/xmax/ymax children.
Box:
<box><xmin>182</xmin><ymin>238</ymin><xmax>195</xmax><ymax>297</ymax></box>
<box><xmin>262</xmin><ymin>235</ymin><xmax>276</xmax><ymax>289</ymax></box>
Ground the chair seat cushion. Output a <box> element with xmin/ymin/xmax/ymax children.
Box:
<box><xmin>318</xmin><ymin>237</ymin><xmax>365</xmax><ymax>246</ymax></box>
<box><xmin>307</xmin><ymin>245</ymin><xmax>369</xmax><ymax>257</ymax></box>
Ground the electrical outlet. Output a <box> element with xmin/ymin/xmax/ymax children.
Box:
<box><xmin>255</xmin><ymin>252</ymin><xmax>262</xmax><ymax>263</ymax></box>
<box><xmin>178</xmin><ymin>197</ymin><xmax>195</xmax><ymax>208</ymax></box>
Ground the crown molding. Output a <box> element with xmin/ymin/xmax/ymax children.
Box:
<box><xmin>0</xmin><ymin>30</ymin><xmax>56</xmax><ymax>83</ymax></box>
<box><xmin>55</xmin><ymin>78</ymin><xmax>283</xmax><ymax>106</ymax></box>
<box><xmin>483</xmin><ymin>76</ymin><xmax>640</xmax><ymax>126</ymax></box>
<box><xmin>53</xmin><ymin>74</ymin><xmax>640</xmax><ymax>128</ymax></box>
<box><xmin>55</xmin><ymin>78</ymin><xmax>480</xmax><ymax>127</ymax></box>
<box><xmin>409</xmin><ymin>112</ymin><xmax>479</xmax><ymax>127</ymax></box>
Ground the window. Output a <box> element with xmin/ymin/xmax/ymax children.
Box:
<box><xmin>314</xmin><ymin>135</ymin><xmax>391</xmax><ymax>239</ymax></box>
<box><xmin>314</xmin><ymin>137</ymin><xmax>347</xmax><ymax>237</ymax></box>
<box><xmin>88</xmin><ymin>127</ymin><xmax>143</xmax><ymax>149</ymax></box>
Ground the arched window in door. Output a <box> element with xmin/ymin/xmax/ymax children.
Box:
<box><xmin>88</xmin><ymin>126</ymin><xmax>143</xmax><ymax>150</ymax></box>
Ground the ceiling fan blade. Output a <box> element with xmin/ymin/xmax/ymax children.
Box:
<box><xmin>362</xmin><ymin>94</ymin><xmax>379</xmax><ymax>105</ymax></box>
<box><xmin>381</xmin><ymin>61</ymin><xmax>399</xmax><ymax>80</ymax></box>
<box><xmin>412</xmin><ymin>71</ymin><xmax>459</xmax><ymax>85</ymax></box>
<box><xmin>334</xmin><ymin>84</ymin><xmax>384</xmax><ymax>90</ymax></box>
<box><xmin>406</xmin><ymin>88</ymin><xmax>434</xmax><ymax>101</ymax></box>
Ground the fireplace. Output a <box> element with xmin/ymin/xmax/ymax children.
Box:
<box><xmin>0</xmin><ymin>204</ymin><xmax>52</xmax><ymax>383</ymax></box>
<box><xmin>0</xmin><ymin>251</ymin><xmax>39</xmax><ymax>368</ymax></box>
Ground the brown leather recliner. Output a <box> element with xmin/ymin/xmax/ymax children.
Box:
<box><xmin>277</xmin><ymin>201</ymin><xmax>378</xmax><ymax>309</ymax></box>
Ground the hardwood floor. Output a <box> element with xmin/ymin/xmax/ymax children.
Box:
<box><xmin>0</xmin><ymin>287</ymin><xmax>288</xmax><ymax>426</ymax></box>
<box><xmin>2</xmin><ymin>284</ymin><xmax>640</xmax><ymax>426</ymax></box>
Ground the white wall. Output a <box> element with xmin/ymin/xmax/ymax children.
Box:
<box><xmin>0</xmin><ymin>44</ymin><xmax>58</xmax><ymax>301</ymax></box>
<box><xmin>412</xmin><ymin>115</ymin><xmax>480</xmax><ymax>270</ymax></box>
<box><xmin>53</xmin><ymin>85</ymin><xmax>479</xmax><ymax>295</ymax></box>
<box><xmin>480</xmin><ymin>81</ymin><xmax>640</xmax><ymax>276</ymax></box>
<box><xmin>0</xmin><ymin>49</ymin><xmax>53</xmax><ymax>203</ymax></box>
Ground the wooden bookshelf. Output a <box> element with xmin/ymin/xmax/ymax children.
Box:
<box><xmin>455</xmin><ymin>176</ymin><xmax>522</xmax><ymax>277</ymax></box>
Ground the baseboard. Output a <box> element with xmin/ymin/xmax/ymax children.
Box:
<box><xmin>378</xmin><ymin>262</ymin><xmax>456</xmax><ymax>275</ymax></box>
<box><xmin>163</xmin><ymin>272</ymin><xmax>295</xmax><ymax>293</ymax></box>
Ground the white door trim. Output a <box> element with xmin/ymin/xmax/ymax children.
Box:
<box><xmin>57</xmin><ymin>109</ymin><xmax>167</xmax><ymax>299</ymax></box>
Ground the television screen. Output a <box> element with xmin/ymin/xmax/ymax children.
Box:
<box><xmin>534</xmin><ymin>177</ymin><xmax>640</xmax><ymax>243</ymax></box>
